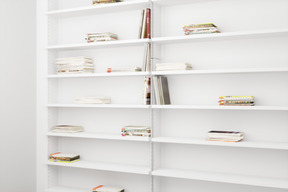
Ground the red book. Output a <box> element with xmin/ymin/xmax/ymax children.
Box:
<box><xmin>146</xmin><ymin>8</ymin><xmax>151</xmax><ymax>39</ymax></box>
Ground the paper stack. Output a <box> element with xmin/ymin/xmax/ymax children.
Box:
<box><xmin>207</xmin><ymin>130</ymin><xmax>244</xmax><ymax>142</ymax></box>
<box><xmin>75</xmin><ymin>97</ymin><xmax>111</xmax><ymax>104</ymax></box>
<box><xmin>219</xmin><ymin>96</ymin><xmax>255</xmax><ymax>106</ymax></box>
<box><xmin>183</xmin><ymin>23</ymin><xmax>220</xmax><ymax>35</ymax></box>
<box><xmin>86</xmin><ymin>32</ymin><xmax>118</xmax><ymax>43</ymax></box>
<box><xmin>51</xmin><ymin>125</ymin><xmax>84</xmax><ymax>133</ymax></box>
<box><xmin>92</xmin><ymin>0</ymin><xmax>122</xmax><ymax>5</ymax></box>
<box><xmin>49</xmin><ymin>152</ymin><xmax>80</xmax><ymax>163</ymax></box>
<box><xmin>121</xmin><ymin>125</ymin><xmax>151</xmax><ymax>137</ymax></box>
<box><xmin>155</xmin><ymin>63</ymin><xmax>192</xmax><ymax>71</ymax></box>
<box><xmin>56</xmin><ymin>57</ymin><xmax>94</xmax><ymax>74</ymax></box>
<box><xmin>93</xmin><ymin>185</ymin><xmax>124</xmax><ymax>192</ymax></box>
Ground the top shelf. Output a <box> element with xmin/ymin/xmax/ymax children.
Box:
<box><xmin>46</xmin><ymin>0</ymin><xmax>150</xmax><ymax>17</ymax></box>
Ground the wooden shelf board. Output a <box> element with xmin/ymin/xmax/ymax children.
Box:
<box><xmin>47</xmin><ymin>160</ymin><xmax>150</xmax><ymax>175</ymax></box>
<box><xmin>152</xmin><ymin>29</ymin><xmax>288</xmax><ymax>44</ymax></box>
<box><xmin>152</xmin><ymin>137</ymin><xmax>288</xmax><ymax>150</ymax></box>
<box><xmin>47</xmin><ymin>72</ymin><xmax>149</xmax><ymax>78</ymax></box>
<box><xmin>152</xmin><ymin>168</ymin><xmax>288</xmax><ymax>189</ymax></box>
<box><xmin>46</xmin><ymin>0</ymin><xmax>150</xmax><ymax>17</ymax></box>
<box><xmin>47</xmin><ymin>39</ymin><xmax>150</xmax><ymax>50</ymax></box>
<box><xmin>47</xmin><ymin>132</ymin><xmax>150</xmax><ymax>142</ymax></box>
<box><xmin>152</xmin><ymin>105</ymin><xmax>288</xmax><ymax>111</ymax></box>
<box><xmin>47</xmin><ymin>104</ymin><xmax>150</xmax><ymax>109</ymax></box>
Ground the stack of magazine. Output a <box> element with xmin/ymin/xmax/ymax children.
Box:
<box><xmin>49</xmin><ymin>152</ymin><xmax>80</xmax><ymax>163</ymax></box>
<box><xmin>51</xmin><ymin>125</ymin><xmax>84</xmax><ymax>133</ymax></box>
<box><xmin>75</xmin><ymin>97</ymin><xmax>111</xmax><ymax>104</ymax></box>
<box><xmin>207</xmin><ymin>131</ymin><xmax>244</xmax><ymax>142</ymax></box>
<box><xmin>219</xmin><ymin>96</ymin><xmax>255</xmax><ymax>106</ymax></box>
<box><xmin>92</xmin><ymin>0</ymin><xmax>122</xmax><ymax>5</ymax></box>
<box><xmin>139</xmin><ymin>8</ymin><xmax>151</xmax><ymax>39</ymax></box>
<box><xmin>121</xmin><ymin>125</ymin><xmax>151</xmax><ymax>137</ymax></box>
<box><xmin>183</xmin><ymin>23</ymin><xmax>220</xmax><ymax>35</ymax></box>
<box><xmin>155</xmin><ymin>63</ymin><xmax>192</xmax><ymax>71</ymax></box>
<box><xmin>86</xmin><ymin>32</ymin><xmax>118</xmax><ymax>43</ymax></box>
<box><xmin>93</xmin><ymin>185</ymin><xmax>124</xmax><ymax>192</ymax></box>
<box><xmin>153</xmin><ymin>76</ymin><xmax>171</xmax><ymax>105</ymax></box>
<box><xmin>56</xmin><ymin>57</ymin><xmax>94</xmax><ymax>74</ymax></box>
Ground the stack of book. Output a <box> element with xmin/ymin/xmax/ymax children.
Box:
<box><xmin>155</xmin><ymin>63</ymin><xmax>192</xmax><ymax>71</ymax></box>
<box><xmin>93</xmin><ymin>185</ymin><xmax>124</xmax><ymax>192</ymax></box>
<box><xmin>51</xmin><ymin>125</ymin><xmax>84</xmax><ymax>133</ymax></box>
<box><xmin>86</xmin><ymin>32</ymin><xmax>118</xmax><ymax>43</ymax></box>
<box><xmin>207</xmin><ymin>130</ymin><xmax>244</xmax><ymax>142</ymax></box>
<box><xmin>107</xmin><ymin>67</ymin><xmax>142</xmax><ymax>73</ymax></box>
<box><xmin>92</xmin><ymin>0</ymin><xmax>122</xmax><ymax>5</ymax></box>
<box><xmin>219</xmin><ymin>96</ymin><xmax>255</xmax><ymax>106</ymax></box>
<box><xmin>49</xmin><ymin>152</ymin><xmax>80</xmax><ymax>163</ymax></box>
<box><xmin>56</xmin><ymin>57</ymin><xmax>94</xmax><ymax>74</ymax></box>
<box><xmin>121</xmin><ymin>125</ymin><xmax>151</xmax><ymax>137</ymax></box>
<box><xmin>183</xmin><ymin>23</ymin><xmax>220</xmax><ymax>35</ymax></box>
<box><xmin>75</xmin><ymin>97</ymin><xmax>111</xmax><ymax>104</ymax></box>
<box><xmin>153</xmin><ymin>76</ymin><xmax>171</xmax><ymax>105</ymax></box>
<box><xmin>139</xmin><ymin>8</ymin><xmax>151</xmax><ymax>39</ymax></box>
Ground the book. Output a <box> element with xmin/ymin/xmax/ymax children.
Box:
<box><xmin>51</xmin><ymin>125</ymin><xmax>84</xmax><ymax>133</ymax></box>
<box><xmin>138</xmin><ymin>9</ymin><xmax>145</xmax><ymax>39</ymax></box>
<box><xmin>219</xmin><ymin>96</ymin><xmax>255</xmax><ymax>106</ymax></box>
<box><xmin>143</xmin><ymin>77</ymin><xmax>151</xmax><ymax>105</ymax></box>
<box><xmin>141</xmin><ymin>9</ymin><xmax>147</xmax><ymax>39</ymax></box>
<box><xmin>153</xmin><ymin>76</ymin><xmax>170</xmax><ymax>105</ymax></box>
<box><xmin>183</xmin><ymin>23</ymin><xmax>220</xmax><ymax>35</ymax></box>
<box><xmin>49</xmin><ymin>152</ymin><xmax>80</xmax><ymax>163</ymax></box>
<box><xmin>93</xmin><ymin>185</ymin><xmax>124</xmax><ymax>192</ymax></box>
<box><xmin>142</xmin><ymin>43</ymin><xmax>151</xmax><ymax>72</ymax></box>
<box><xmin>92</xmin><ymin>0</ymin><xmax>122</xmax><ymax>5</ymax></box>
<box><xmin>146</xmin><ymin>8</ymin><xmax>151</xmax><ymax>39</ymax></box>
<box><xmin>207</xmin><ymin>130</ymin><xmax>244</xmax><ymax>142</ymax></box>
<box><xmin>86</xmin><ymin>32</ymin><xmax>118</xmax><ymax>43</ymax></box>
<box><xmin>121</xmin><ymin>125</ymin><xmax>151</xmax><ymax>137</ymax></box>
<box><xmin>107</xmin><ymin>67</ymin><xmax>142</xmax><ymax>73</ymax></box>
<box><xmin>56</xmin><ymin>57</ymin><xmax>94</xmax><ymax>74</ymax></box>
<box><xmin>75</xmin><ymin>97</ymin><xmax>111</xmax><ymax>104</ymax></box>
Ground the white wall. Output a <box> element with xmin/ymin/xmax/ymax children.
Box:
<box><xmin>0</xmin><ymin>0</ymin><xmax>36</xmax><ymax>191</ymax></box>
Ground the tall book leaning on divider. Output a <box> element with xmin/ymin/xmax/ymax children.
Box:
<box><xmin>139</xmin><ymin>8</ymin><xmax>151</xmax><ymax>39</ymax></box>
<box><xmin>153</xmin><ymin>76</ymin><xmax>171</xmax><ymax>105</ymax></box>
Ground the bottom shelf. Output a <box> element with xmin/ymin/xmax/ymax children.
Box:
<box><xmin>152</xmin><ymin>169</ymin><xmax>288</xmax><ymax>189</ymax></box>
<box><xmin>46</xmin><ymin>186</ymin><xmax>88</xmax><ymax>192</ymax></box>
<box><xmin>47</xmin><ymin>160</ymin><xmax>150</xmax><ymax>175</ymax></box>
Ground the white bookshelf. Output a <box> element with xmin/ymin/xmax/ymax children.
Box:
<box><xmin>37</xmin><ymin>0</ymin><xmax>288</xmax><ymax>192</ymax></box>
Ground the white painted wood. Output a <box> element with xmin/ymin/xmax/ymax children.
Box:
<box><xmin>47</xmin><ymin>0</ymin><xmax>150</xmax><ymax>17</ymax></box>
<box><xmin>47</xmin><ymin>161</ymin><xmax>150</xmax><ymax>175</ymax></box>
<box><xmin>152</xmin><ymin>169</ymin><xmax>288</xmax><ymax>189</ymax></box>
<box><xmin>48</xmin><ymin>132</ymin><xmax>150</xmax><ymax>142</ymax></box>
<box><xmin>152</xmin><ymin>137</ymin><xmax>288</xmax><ymax>150</ymax></box>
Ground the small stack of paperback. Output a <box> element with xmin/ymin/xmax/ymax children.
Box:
<box><xmin>92</xmin><ymin>0</ymin><xmax>122</xmax><ymax>5</ymax></box>
<box><xmin>121</xmin><ymin>125</ymin><xmax>151</xmax><ymax>137</ymax></box>
<box><xmin>155</xmin><ymin>63</ymin><xmax>192</xmax><ymax>71</ymax></box>
<box><xmin>86</xmin><ymin>32</ymin><xmax>118</xmax><ymax>43</ymax></box>
<box><xmin>207</xmin><ymin>130</ymin><xmax>244</xmax><ymax>142</ymax></box>
<box><xmin>107</xmin><ymin>67</ymin><xmax>142</xmax><ymax>73</ymax></box>
<box><xmin>75</xmin><ymin>97</ymin><xmax>111</xmax><ymax>104</ymax></box>
<box><xmin>49</xmin><ymin>152</ymin><xmax>80</xmax><ymax>163</ymax></box>
<box><xmin>153</xmin><ymin>76</ymin><xmax>171</xmax><ymax>105</ymax></box>
<box><xmin>93</xmin><ymin>185</ymin><xmax>124</xmax><ymax>192</ymax></box>
<box><xmin>139</xmin><ymin>8</ymin><xmax>151</xmax><ymax>39</ymax></box>
<box><xmin>219</xmin><ymin>96</ymin><xmax>255</xmax><ymax>106</ymax></box>
<box><xmin>56</xmin><ymin>57</ymin><xmax>94</xmax><ymax>74</ymax></box>
<box><xmin>51</xmin><ymin>125</ymin><xmax>84</xmax><ymax>133</ymax></box>
<box><xmin>183</xmin><ymin>23</ymin><xmax>220</xmax><ymax>35</ymax></box>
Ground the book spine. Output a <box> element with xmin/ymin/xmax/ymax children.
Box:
<box><xmin>139</xmin><ymin>9</ymin><xmax>144</xmax><ymax>39</ymax></box>
<box><xmin>141</xmin><ymin>9</ymin><xmax>147</xmax><ymax>39</ymax></box>
<box><xmin>146</xmin><ymin>8</ymin><xmax>151</xmax><ymax>39</ymax></box>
